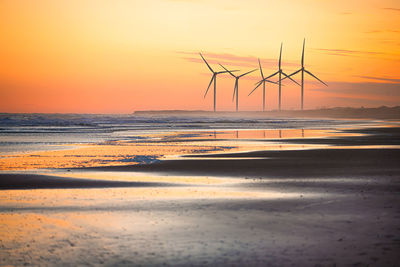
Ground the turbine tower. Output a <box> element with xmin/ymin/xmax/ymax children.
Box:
<box><xmin>256</xmin><ymin>43</ymin><xmax>300</xmax><ymax>111</ymax></box>
<box><xmin>200</xmin><ymin>53</ymin><xmax>234</xmax><ymax>112</ymax></box>
<box><xmin>283</xmin><ymin>39</ymin><xmax>328</xmax><ymax>110</ymax></box>
<box><xmin>248</xmin><ymin>58</ymin><xmax>277</xmax><ymax>111</ymax></box>
<box><xmin>219</xmin><ymin>64</ymin><xmax>256</xmax><ymax>112</ymax></box>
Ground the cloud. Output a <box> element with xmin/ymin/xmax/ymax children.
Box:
<box><xmin>364</xmin><ymin>29</ymin><xmax>400</xmax><ymax>34</ymax></box>
<box><xmin>357</xmin><ymin>76</ymin><xmax>400</xmax><ymax>84</ymax></box>
<box><xmin>177</xmin><ymin>51</ymin><xmax>299</xmax><ymax>70</ymax></box>
<box><xmin>300</xmin><ymin>80</ymin><xmax>400</xmax><ymax>107</ymax></box>
<box><xmin>183</xmin><ymin>56</ymin><xmax>257</xmax><ymax>69</ymax></box>
<box><xmin>338</xmin><ymin>12</ymin><xmax>352</xmax><ymax>15</ymax></box>
<box><xmin>327</xmin><ymin>95</ymin><xmax>393</xmax><ymax>106</ymax></box>
<box><xmin>382</xmin><ymin>7</ymin><xmax>400</xmax><ymax>12</ymax></box>
<box><xmin>311</xmin><ymin>48</ymin><xmax>400</xmax><ymax>61</ymax></box>
<box><xmin>309</xmin><ymin>81</ymin><xmax>400</xmax><ymax>103</ymax></box>
<box><xmin>379</xmin><ymin>39</ymin><xmax>400</xmax><ymax>46</ymax></box>
<box><xmin>312</xmin><ymin>48</ymin><xmax>384</xmax><ymax>56</ymax></box>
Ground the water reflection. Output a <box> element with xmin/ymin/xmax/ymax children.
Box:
<box><xmin>206</xmin><ymin>128</ymin><xmax>314</xmax><ymax>141</ymax></box>
<box><xmin>0</xmin><ymin>187</ymin><xmax>322</xmax><ymax>209</ymax></box>
<box><xmin>0</xmin><ymin>128</ymin><xmax>364</xmax><ymax>171</ymax></box>
<box><xmin>187</xmin><ymin>128</ymin><xmax>345</xmax><ymax>140</ymax></box>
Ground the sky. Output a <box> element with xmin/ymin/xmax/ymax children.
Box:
<box><xmin>0</xmin><ymin>0</ymin><xmax>399</xmax><ymax>113</ymax></box>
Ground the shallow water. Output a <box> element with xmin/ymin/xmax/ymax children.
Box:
<box><xmin>0</xmin><ymin>113</ymin><xmax>371</xmax><ymax>155</ymax></box>
<box><xmin>0</xmin><ymin>114</ymin><xmax>383</xmax><ymax>171</ymax></box>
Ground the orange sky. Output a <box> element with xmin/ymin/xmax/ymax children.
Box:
<box><xmin>0</xmin><ymin>0</ymin><xmax>399</xmax><ymax>113</ymax></box>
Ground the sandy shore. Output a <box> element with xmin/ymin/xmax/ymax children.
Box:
<box><xmin>1</xmin><ymin>126</ymin><xmax>399</xmax><ymax>266</ymax></box>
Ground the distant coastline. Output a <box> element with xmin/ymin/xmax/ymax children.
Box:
<box><xmin>1</xmin><ymin>106</ymin><xmax>399</xmax><ymax>120</ymax></box>
<box><xmin>134</xmin><ymin>106</ymin><xmax>400</xmax><ymax>120</ymax></box>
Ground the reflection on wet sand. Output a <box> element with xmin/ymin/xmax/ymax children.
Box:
<box><xmin>55</xmin><ymin>171</ymin><xmax>240</xmax><ymax>185</ymax></box>
<box><xmin>0</xmin><ymin>186</ymin><xmax>314</xmax><ymax>208</ymax></box>
<box><xmin>0</xmin><ymin>143</ymin><xmax>227</xmax><ymax>170</ymax></box>
<box><xmin>0</xmin><ymin>128</ymin><xmax>362</xmax><ymax>171</ymax></box>
<box><xmin>0</xmin><ymin>183</ymin><xmax>322</xmax><ymax>266</ymax></box>
<box><xmin>172</xmin><ymin>128</ymin><xmax>360</xmax><ymax>140</ymax></box>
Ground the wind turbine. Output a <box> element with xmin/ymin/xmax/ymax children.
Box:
<box><xmin>282</xmin><ymin>39</ymin><xmax>328</xmax><ymax>110</ymax></box>
<box><xmin>248</xmin><ymin>58</ymin><xmax>278</xmax><ymax>111</ymax></box>
<box><xmin>200</xmin><ymin>53</ymin><xmax>235</xmax><ymax>112</ymax></box>
<box><xmin>253</xmin><ymin>43</ymin><xmax>300</xmax><ymax>111</ymax></box>
<box><xmin>219</xmin><ymin>64</ymin><xmax>257</xmax><ymax>112</ymax></box>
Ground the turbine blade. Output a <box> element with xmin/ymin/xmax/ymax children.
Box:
<box><xmin>281</xmin><ymin>69</ymin><xmax>302</xmax><ymax>81</ymax></box>
<box><xmin>204</xmin><ymin>75</ymin><xmax>215</xmax><ymax>98</ymax></box>
<box><xmin>282</xmin><ymin>69</ymin><xmax>301</xmax><ymax>80</ymax></box>
<box><xmin>279</xmin><ymin>43</ymin><xmax>282</xmax><ymax>69</ymax></box>
<box><xmin>232</xmin><ymin>81</ymin><xmax>237</xmax><ymax>101</ymax></box>
<box><xmin>291</xmin><ymin>69</ymin><xmax>302</xmax><ymax>77</ymax></box>
<box><xmin>254</xmin><ymin>79</ymin><xmax>263</xmax><ymax>85</ymax></box>
<box><xmin>265</xmin><ymin>79</ymin><xmax>278</xmax><ymax>85</ymax></box>
<box><xmin>258</xmin><ymin>58</ymin><xmax>264</xmax><ymax>79</ymax></box>
<box><xmin>301</xmin><ymin>38</ymin><xmax>305</xmax><ymax>67</ymax></box>
<box><xmin>282</xmin><ymin>71</ymin><xmax>300</xmax><ymax>86</ymax></box>
<box><xmin>305</xmin><ymin>69</ymin><xmax>328</xmax><ymax>86</ymax></box>
<box><xmin>239</xmin><ymin>69</ymin><xmax>257</xmax><ymax>78</ymax></box>
<box><xmin>217</xmin><ymin>70</ymin><xmax>239</xmax><ymax>74</ymax></box>
<box><xmin>265</xmin><ymin>71</ymin><xmax>279</xmax><ymax>80</ymax></box>
<box><xmin>219</xmin><ymin>63</ymin><xmax>236</xmax><ymax>77</ymax></box>
<box><xmin>279</xmin><ymin>69</ymin><xmax>301</xmax><ymax>83</ymax></box>
<box><xmin>199</xmin><ymin>53</ymin><xmax>214</xmax><ymax>73</ymax></box>
<box><xmin>248</xmin><ymin>81</ymin><xmax>262</xmax><ymax>96</ymax></box>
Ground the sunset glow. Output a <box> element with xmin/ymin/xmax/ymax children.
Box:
<box><xmin>0</xmin><ymin>0</ymin><xmax>399</xmax><ymax>113</ymax></box>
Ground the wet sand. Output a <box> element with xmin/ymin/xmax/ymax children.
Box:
<box><xmin>1</xmin><ymin>126</ymin><xmax>400</xmax><ymax>266</ymax></box>
<box><xmin>86</xmin><ymin>148</ymin><xmax>400</xmax><ymax>180</ymax></box>
<box><xmin>0</xmin><ymin>173</ymin><xmax>178</xmax><ymax>189</ymax></box>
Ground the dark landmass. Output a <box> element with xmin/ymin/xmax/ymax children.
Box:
<box><xmin>134</xmin><ymin>105</ymin><xmax>400</xmax><ymax>119</ymax></box>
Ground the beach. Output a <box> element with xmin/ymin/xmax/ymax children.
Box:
<box><xmin>3</xmin><ymin>0</ymin><xmax>400</xmax><ymax>265</ymax></box>
<box><xmin>1</xmin><ymin>113</ymin><xmax>399</xmax><ymax>266</ymax></box>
